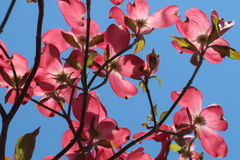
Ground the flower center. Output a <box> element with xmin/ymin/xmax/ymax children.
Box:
<box><xmin>135</xmin><ymin>19</ymin><xmax>147</xmax><ymax>29</ymax></box>
<box><xmin>56</xmin><ymin>71</ymin><xmax>68</xmax><ymax>83</ymax></box>
<box><xmin>194</xmin><ymin>115</ymin><xmax>206</xmax><ymax>126</ymax></box>
<box><xmin>196</xmin><ymin>34</ymin><xmax>208</xmax><ymax>45</ymax></box>
<box><xmin>109</xmin><ymin>61</ymin><xmax>121</xmax><ymax>72</ymax></box>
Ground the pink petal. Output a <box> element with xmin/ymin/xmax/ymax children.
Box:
<box><xmin>72</xmin><ymin>92</ymin><xmax>107</xmax><ymax>127</ymax></box>
<box><xmin>173</xmin><ymin>108</ymin><xmax>191</xmax><ymax>129</ymax></box>
<box><xmin>198</xmin><ymin>126</ymin><xmax>228</xmax><ymax>158</ymax></box>
<box><xmin>71</xmin><ymin>19</ymin><xmax>100</xmax><ymax>39</ymax></box>
<box><xmin>177</xmin><ymin>8</ymin><xmax>210</xmax><ymax>41</ymax></box>
<box><xmin>111</xmin><ymin>127</ymin><xmax>131</xmax><ymax>146</ymax></box>
<box><xmin>42</xmin><ymin>29</ymin><xmax>71</xmax><ymax>53</ymax></box>
<box><xmin>93</xmin><ymin>146</ymin><xmax>115</xmax><ymax>160</ymax></box>
<box><xmin>62</xmin><ymin>129</ymin><xmax>80</xmax><ymax>160</ymax></box>
<box><xmin>0</xmin><ymin>40</ymin><xmax>8</xmax><ymax>58</ymax></box>
<box><xmin>147</xmin><ymin>5</ymin><xmax>179</xmax><ymax>28</ymax></box>
<box><xmin>105</xmin><ymin>24</ymin><xmax>130</xmax><ymax>57</ymax></box>
<box><xmin>110</xmin><ymin>0</ymin><xmax>124</xmax><ymax>5</ymax></box>
<box><xmin>155</xmin><ymin>139</ymin><xmax>170</xmax><ymax>160</ymax></box>
<box><xmin>58</xmin><ymin>0</ymin><xmax>86</xmax><ymax>28</ymax></box>
<box><xmin>205</xmin><ymin>37</ymin><xmax>229</xmax><ymax>63</ymax></box>
<box><xmin>11</xmin><ymin>53</ymin><xmax>28</xmax><ymax>77</ymax></box>
<box><xmin>117</xmin><ymin>54</ymin><xmax>144</xmax><ymax>78</ymax></box>
<box><xmin>200</xmin><ymin>104</ymin><xmax>228</xmax><ymax>131</ymax></box>
<box><xmin>37</xmin><ymin>98</ymin><xmax>61</xmax><ymax>117</ymax></box>
<box><xmin>109</xmin><ymin>71</ymin><xmax>138</xmax><ymax>98</ymax></box>
<box><xmin>171</xmin><ymin>86</ymin><xmax>202</xmax><ymax>115</ymax></box>
<box><xmin>109</xmin><ymin>6</ymin><xmax>125</xmax><ymax>26</ymax></box>
<box><xmin>126</xmin><ymin>147</ymin><xmax>152</xmax><ymax>160</ymax></box>
<box><xmin>40</xmin><ymin>44</ymin><xmax>63</xmax><ymax>74</ymax></box>
<box><xmin>211</xmin><ymin>10</ymin><xmax>235</xmax><ymax>36</ymax></box>
<box><xmin>95</xmin><ymin>118</ymin><xmax>118</xmax><ymax>140</ymax></box>
<box><xmin>127</xmin><ymin>0</ymin><xmax>149</xmax><ymax>20</ymax></box>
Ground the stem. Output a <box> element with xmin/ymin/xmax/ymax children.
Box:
<box><xmin>0</xmin><ymin>44</ymin><xmax>20</xmax><ymax>98</ymax></box>
<box><xmin>30</xmin><ymin>98</ymin><xmax>65</xmax><ymax>118</ymax></box>
<box><xmin>53</xmin><ymin>0</ymin><xmax>92</xmax><ymax>158</ymax></box>
<box><xmin>144</xmin><ymin>78</ymin><xmax>157</xmax><ymax>126</ymax></box>
<box><xmin>108</xmin><ymin>53</ymin><xmax>204</xmax><ymax>160</ymax></box>
<box><xmin>0</xmin><ymin>0</ymin><xmax>16</xmax><ymax>34</ymax></box>
<box><xmin>0</xmin><ymin>0</ymin><xmax>44</xmax><ymax>158</ymax></box>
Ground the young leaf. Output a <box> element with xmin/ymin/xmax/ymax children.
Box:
<box><xmin>149</xmin><ymin>49</ymin><xmax>158</xmax><ymax>72</ymax></box>
<box><xmin>171</xmin><ymin>36</ymin><xmax>198</xmax><ymax>52</ymax></box>
<box><xmin>14</xmin><ymin>127</ymin><xmax>40</xmax><ymax>160</ymax></box>
<box><xmin>63</xmin><ymin>58</ymin><xmax>82</xmax><ymax>70</ymax></box>
<box><xmin>170</xmin><ymin>144</ymin><xmax>182</xmax><ymax>152</ymax></box>
<box><xmin>89</xmin><ymin>34</ymin><xmax>104</xmax><ymax>47</ymax></box>
<box><xmin>134</xmin><ymin>35</ymin><xmax>145</xmax><ymax>54</ymax></box>
<box><xmin>124</xmin><ymin>16</ymin><xmax>136</xmax><ymax>33</ymax></box>
<box><xmin>211</xmin><ymin>45</ymin><xmax>240</xmax><ymax>60</ymax></box>
<box><xmin>139</xmin><ymin>81</ymin><xmax>146</xmax><ymax>92</ymax></box>
<box><xmin>208</xmin><ymin>14</ymin><xmax>220</xmax><ymax>44</ymax></box>
<box><xmin>190</xmin><ymin>53</ymin><xmax>199</xmax><ymax>66</ymax></box>
<box><xmin>87</xmin><ymin>53</ymin><xmax>97</xmax><ymax>67</ymax></box>
<box><xmin>61</xmin><ymin>32</ymin><xmax>80</xmax><ymax>49</ymax></box>
<box><xmin>149</xmin><ymin>76</ymin><xmax>162</xmax><ymax>87</ymax></box>
<box><xmin>159</xmin><ymin>110</ymin><xmax>168</xmax><ymax>122</ymax></box>
<box><xmin>150</xmin><ymin>104</ymin><xmax>158</xmax><ymax>117</ymax></box>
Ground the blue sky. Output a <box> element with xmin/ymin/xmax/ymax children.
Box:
<box><xmin>1</xmin><ymin>0</ymin><xmax>240</xmax><ymax>159</ymax></box>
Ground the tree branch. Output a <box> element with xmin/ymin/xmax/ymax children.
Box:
<box><xmin>0</xmin><ymin>0</ymin><xmax>16</xmax><ymax>34</ymax></box>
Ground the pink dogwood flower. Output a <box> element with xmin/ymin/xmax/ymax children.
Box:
<box><xmin>95</xmin><ymin>24</ymin><xmax>145</xmax><ymax>98</ymax></box>
<box><xmin>172</xmin><ymin>8</ymin><xmax>234</xmax><ymax>63</ymax></box>
<box><xmin>42</xmin><ymin>0</ymin><xmax>100</xmax><ymax>52</ymax></box>
<box><xmin>171</xmin><ymin>86</ymin><xmax>228</xmax><ymax>158</ymax></box>
<box><xmin>110</xmin><ymin>0</ymin><xmax>179</xmax><ymax>34</ymax></box>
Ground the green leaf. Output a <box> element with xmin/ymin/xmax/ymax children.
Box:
<box><xmin>87</xmin><ymin>53</ymin><xmax>97</xmax><ymax>67</ymax></box>
<box><xmin>63</xmin><ymin>58</ymin><xmax>82</xmax><ymax>70</ymax></box>
<box><xmin>171</xmin><ymin>36</ymin><xmax>198</xmax><ymax>52</ymax></box>
<box><xmin>190</xmin><ymin>53</ymin><xmax>199</xmax><ymax>66</ymax></box>
<box><xmin>159</xmin><ymin>110</ymin><xmax>168</xmax><ymax>122</ymax></box>
<box><xmin>211</xmin><ymin>45</ymin><xmax>240</xmax><ymax>60</ymax></box>
<box><xmin>138</xmin><ymin>81</ymin><xmax>146</xmax><ymax>92</ymax></box>
<box><xmin>208</xmin><ymin>14</ymin><xmax>220</xmax><ymax>44</ymax></box>
<box><xmin>170</xmin><ymin>144</ymin><xmax>182</xmax><ymax>152</ymax></box>
<box><xmin>89</xmin><ymin>34</ymin><xmax>104</xmax><ymax>47</ymax></box>
<box><xmin>14</xmin><ymin>127</ymin><xmax>40</xmax><ymax>160</ymax></box>
<box><xmin>149</xmin><ymin>49</ymin><xmax>158</xmax><ymax>72</ymax></box>
<box><xmin>61</xmin><ymin>31</ymin><xmax>80</xmax><ymax>49</ymax></box>
<box><xmin>124</xmin><ymin>16</ymin><xmax>136</xmax><ymax>33</ymax></box>
<box><xmin>134</xmin><ymin>35</ymin><xmax>145</xmax><ymax>54</ymax></box>
<box><xmin>149</xmin><ymin>76</ymin><xmax>162</xmax><ymax>87</ymax></box>
<box><xmin>150</xmin><ymin>104</ymin><xmax>158</xmax><ymax>117</ymax></box>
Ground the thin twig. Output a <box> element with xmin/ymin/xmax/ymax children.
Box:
<box><xmin>0</xmin><ymin>0</ymin><xmax>16</xmax><ymax>34</ymax></box>
<box><xmin>144</xmin><ymin>78</ymin><xmax>157</xmax><ymax>126</ymax></box>
<box><xmin>0</xmin><ymin>44</ymin><xmax>20</xmax><ymax>98</ymax></box>
<box><xmin>30</xmin><ymin>98</ymin><xmax>65</xmax><ymax>118</ymax></box>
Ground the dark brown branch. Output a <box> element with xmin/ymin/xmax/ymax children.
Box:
<box><xmin>0</xmin><ymin>0</ymin><xmax>44</xmax><ymax>158</ymax></box>
<box><xmin>0</xmin><ymin>0</ymin><xmax>16</xmax><ymax>34</ymax></box>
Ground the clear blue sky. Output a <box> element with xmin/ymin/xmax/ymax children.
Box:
<box><xmin>0</xmin><ymin>0</ymin><xmax>240</xmax><ymax>159</ymax></box>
